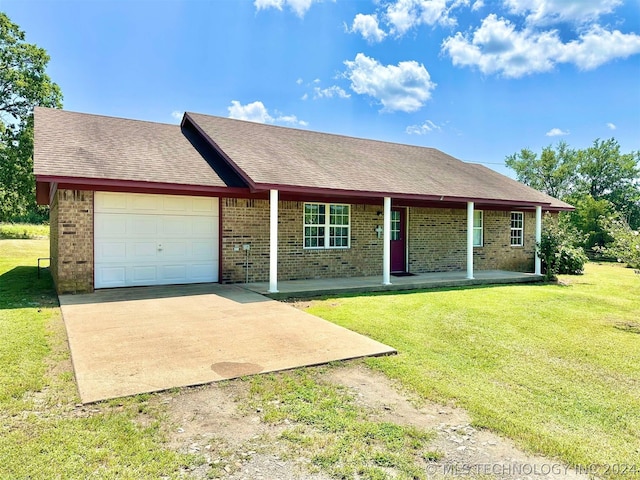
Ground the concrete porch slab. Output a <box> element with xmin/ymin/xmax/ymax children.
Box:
<box><xmin>59</xmin><ymin>284</ymin><xmax>396</xmax><ymax>403</ymax></box>
<box><xmin>245</xmin><ymin>270</ymin><xmax>544</xmax><ymax>299</ymax></box>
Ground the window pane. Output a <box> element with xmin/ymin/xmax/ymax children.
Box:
<box><xmin>473</xmin><ymin>229</ymin><xmax>482</xmax><ymax>246</ymax></box>
<box><xmin>473</xmin><ymin>210</ymin><xmax>482</xmax><ymax>228</ymax></box>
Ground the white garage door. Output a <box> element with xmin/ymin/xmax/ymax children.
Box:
<box><xmin>95</xmin><ymin>192</ymin><xmax>219</xmax><ymax>289</ymax></box>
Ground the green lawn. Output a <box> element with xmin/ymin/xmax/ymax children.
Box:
<box><xmin>305</xmin><ymin>263</ymin><xmax>640</xmax><ymax>478</ymax></box>
<box><xmin>0</xmin><ymin>239</ymin><xmax>194</xmax><ymax>479</ymax></box>
<box><xmin>0</xmin><ymin>222</ymin><xmax>49</xmax><ymax>239</ymax></box>
<box><xmin>3</xmin><ymin>237</ymin><xmax>639</xmax><ymax>478</ymax></box>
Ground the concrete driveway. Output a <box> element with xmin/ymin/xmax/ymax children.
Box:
<box><xmin>59</xmin><ymin>284</ymin><xmax>395</xmax><ymax>403</ymax></box>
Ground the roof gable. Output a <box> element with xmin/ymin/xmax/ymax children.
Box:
<box><xmin>185</xmin><ymin>112</ymin><xmax>572</xmax><ymax>209</ymax></box>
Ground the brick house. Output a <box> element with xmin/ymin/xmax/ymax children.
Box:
<box><xmin>33</xmin><ymin>108</ymin><xmax>572</xmax><ymax>294</ymax></box>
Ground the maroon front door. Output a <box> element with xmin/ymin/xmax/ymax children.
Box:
<box><xmin>390</xmin><ymin>208</ymin><xmax>406</xmax><ymax>273</ymax></box>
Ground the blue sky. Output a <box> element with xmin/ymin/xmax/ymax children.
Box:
<box><xmin>4</xmin><ymin>0</ymin><xmax>640</xmax><ymax>176</ymax></box>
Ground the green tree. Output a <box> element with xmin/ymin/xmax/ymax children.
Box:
<box><xmin>0</xmin><ymin>12</ymin><xmax>62</xmax><ymax>222</ymax></box>
<box><xmin>505</xmin><ymin>141</ymin><xmax>578</xmax><ymax>200</ymax></box>
<box><xmin>506</xmin><ymin>138</ymin><xmax>640</xmax><ymax>251</ymax></box>
<box><xmin>575</xmin><ymin>138</ymin><xmax>640</xmax><ymax>228</ymax></box>
<box><xmin>598</xmin><ymin>216</ymin><xmax>640</xmax><ymax>269</ymax></box>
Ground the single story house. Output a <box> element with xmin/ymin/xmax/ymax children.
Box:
<box><xmin>33</xmin><ymin>107</ymin><xmax>572</xmax><ymax>294</ymax></box>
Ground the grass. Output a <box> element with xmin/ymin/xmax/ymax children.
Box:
<box><xmin>0</xmin><ymin>239</ymin><xmax>195</xmax><ymax>479</ymax></box>
<box><xmin>305</xmin><ymin>262</ymin><xmax>640</xmax><ymax>479</ymax></box>
<box><xmin>0</xmin><ymin>222</ymin><xmax>49</xmax><ymax>239</ymax></box>
<box><xmin>246</xmin><ymin>369</ymin><xmax>435</xmax><ymax>479</ymax></box>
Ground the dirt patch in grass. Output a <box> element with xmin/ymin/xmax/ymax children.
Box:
<box><xmin>159</xmin><ymin>362</ymin><xmax>588</xmax><ymax>479</ymax></box>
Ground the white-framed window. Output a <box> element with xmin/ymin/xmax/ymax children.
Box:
<box><xmin>304</xmin><ymin>203</ymin><xmax>350</xmax><ymax>249</ymax></box>
<box><xmin>510</xmin><ymin>211</ymin><xmax>524</xmax><ymax>246</ymax></box>
<box><xmin>391</xmin><ymin>210</ymin><xmax>401</xmax><ymax>241</ymax></box>
<box><xmin>473</xmin><ymin>210</ymin><xmax>483</xmax><ymax>247</ymax></box>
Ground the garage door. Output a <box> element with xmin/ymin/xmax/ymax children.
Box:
<box><xmin>95</xmin><ymin>192</ymin><xmax>219</xmax><ymax>288</ymax></box>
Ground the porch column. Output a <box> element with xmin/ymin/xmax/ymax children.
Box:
<box><xmin>268</xmin><ymin>189</ymin><xmax>279</xmax><ymax>293</ymax></box>
<box><xmin>466</xmin><ymin>201</ymin><xmax>474</xmax><ymax>280</ymax></box>
<box><xmin>535</xmin><ymin>206</ymin><xmax>542</xmax><ymax>276</ymax></box>
<box><xmin>382</xmin><ymin>197</ymin><xmax>392</xmax><ymax>285</ymax></box>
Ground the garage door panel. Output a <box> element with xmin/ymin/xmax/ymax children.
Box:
<box><xmin>161</xmin><ymin>264</ymin><xmax>188</xmax><ymax>282</ymax></box>
<box><xmin>189</xmin><ymin>262</ymin><xmax>218</xmax><ymax>282</ymax></box>
<box><xmin>97</xmin><ymin>266</ymin><xmax>126</xmax><ymax>288</ymax></box>
<box><xmin>192</xmin><ymin>241</ymin><xmax>216</xmax><ymax>259</ymax></box>
<box><xmin>130</xmin><ymin>194</ymin><xmax>160</xmax><ymax>212</ymax></box>
<box><xmin>163</xmin><ymin>196</ymin><xmax>190</xmax><ymax>213</ymax></box>
<box><xmin>161</xmin><ymin>217</ymin><xmax>191</xmax><ymax>237</ymax></box>
<box><xmin>131</xmin><ymin>265</ymin><xmax>159</xmax><ymax>283</ymax></box>
<box><xmin>95</xmin><ymin>192</ymin><xmax>127</xmax><ymax>211</ymax></box>
<box><xmin>96</xmin><ymin>242</ymin><xmax>127</xmax><ymax>261</ymax></box>
<box><xmin>132</xmin><ymin>242</ymin><xmax>158</xmax><ymax>258</ymax></box>
<box><xmin>95</xmin><ymin>193</ymin><xmax>219</xmax><ymax>288</ymax></box>
<box><xmin>192</xmin><ymin>217</ymin><xmax>216</xmax><ymax>236</ymax></box>
<box><xmin>95</xmin><ymin>215</ymin><xmax>127</xmax><ymax>237</ymax></box>
<box><xmin>192</xmin><ymin>197</ymin><xmax>216</xmax><ymax>213</ymax></box>
<box><xmin>162</xmin><ymin>241</ymin><xmax>187</xmax><ymax>257</ymax></box>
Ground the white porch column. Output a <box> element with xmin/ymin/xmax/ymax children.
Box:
<box><xmin>535</xmin><ymin>206</ymin><xmax>542</xmax><ymax>276</ymax></box>
<box><xmin>466</xmin><ymin>201</ymin><xmax>475</xmax><ymax>280</ymax></box>
<box><xmin>268</xmin><ymin>189</ymin><xmax>279</xmax><ymax>293</ymax></box>
<box><xmin>382</xmin><ymin>197</ymin><xmax>392</xmax><ymax>285</ymax></box>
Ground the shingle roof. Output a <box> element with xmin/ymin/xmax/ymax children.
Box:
<box><xmin>34</xmin><ymin>107</ymin><xmax>231</xmax><ymax>188</ymax></box>
<box><xmin>186</xmin><ymin>112</ymin><xmax>572</xmax><ymax>209</ymax></box>
<box><xmin>34</xmin><ymin>107</ymin><xmax>572</xmax><ymax>210</ymax></box>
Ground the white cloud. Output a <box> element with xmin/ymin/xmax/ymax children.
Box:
<box><xmin>254</xmin><ymin>0</ymin><xmax>320</xmax><ymax>18</ymax></box>
<box><xmin>276</xmin><ymin>114</ymin><xmax>309</xmax><ymax>126</ymax></box>
<box><xmin>504</xmin><ymin>0</ymin><xmax>622</xmax><ymax>25</ymax></box>
<box><xmin>606</xmin><ymin>122</ymin><xmax>617</xmax><ymax>130</ymax></box>
<box><xmin>171</xmin><ymin>111</ymin><xmax>183</xmax><ymax>122</ymax></box>
<box><xmin>313</xmin><ymin>85</ymin><xmax>351</xmax><ymax>99</ymax></box>
<box><xmin>350</xmin><ymin>13</ymin><xmax>387</xmax><ymax>43</ymax></box>
<box><xmin>301</xmin><ymin>93</ymin><xmax>309</xmax><ymax>100</ymax></box>
<box><xmin>228</xmin><ymin>100</ymin><xmax>274</xmax><ymax>123</ymax></box>
<box><xmin>558</xmin><ymin>26</ymin><xmax>640</xmax><ymax>70</ymax></box>
<box><xmin>546</xmin><ymin>127</ymin><xmax>569</xmax><ymax>136</ymax></box>
<box><xmin>344</xmin><ymin>53</ymin><xmax>436</xmax><ymax>112</ymax></box>
<box><xmin>471</xmin><ymin>0</ymin><xmax>484</xmax><ymax>11</ymax></box>
<box><xmin>385</xmin><ymin>0</ymin><xmax>460</xmax><ymax>36</ymax></box>
<box><xmin>441</xmin><ymin>14</ymin><xmax>640</xmax><ymax>77</ymax></box>
<box><xmin>406</xmin><ymin>120</ymin><xmax>442</xmax><ymax>135</ymax></box>
<box><xmin>228</xmin><ymin>100</ymin><xmax>308</xmax><ymax>127</ymax></box>
<box><xmin>296</xmin><ymin>78</ymin><xmax>303</xmax><ymax>85</ymax></box>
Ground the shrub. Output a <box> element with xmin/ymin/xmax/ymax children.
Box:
<box><xmin>598</xmin><ymin>217</ymin><xmax>640</xmax><ymax>269</ymax></box>
<box><xmin>538</xmin><ymin>214</ymin><xmax>588</xmax><ymax>280</ymax></box>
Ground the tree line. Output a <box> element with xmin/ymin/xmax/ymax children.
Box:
<box><xmin>506</xmin><ymin>139</ymin><xmax>640</xmax><ymax>270</ymax></box>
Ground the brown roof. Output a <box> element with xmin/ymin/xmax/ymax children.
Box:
<box><xmin>186</xmin><ymin>112</ymin><xmax>572</xmax><ymax>209</ymax></box>
<box><xmin>34</xmin><ymin>107</ymin><xmax>231</xmax><ymax>188</ymax></box>
<box><xmin>34</xmin><ymin>107</ymin><xmax>572</xmax><ymax>210</ymax></box>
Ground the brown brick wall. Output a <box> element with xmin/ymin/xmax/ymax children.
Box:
<box><xmin>474</xmin><ymin>210</ymin><xmax>536</xmax><ymax>272</ymax></box>
<box><xmin>48</xmin><ymin>192</ymin><xmax>536</xmax><ymax>291</ymax></box>
<box><xmin>221</xmin><ymin>200</ymin><xmax>537</xmax><ymax>283</ymax></box>
<box><xmin>221</xmin><ymin>198</ymin><xmax>384</xmax><ymax>283</ymax></box>
<box><xmin>408</xmin><ymin>208</ymin><xmax>535</xmax><ymax>273</ymax></box>
<box><xmin>50</xmin><ymin>189</ymin><xmax>94</xmax><ymax>294</ymax></box>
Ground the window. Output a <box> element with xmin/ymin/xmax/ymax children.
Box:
<box><xmin>473</xmin><ymin>210</ymin><xmax>483</xmax><ymax>247</ymax></box>
<box><xmin>510</xmin><ymin>212</ymin><xmax>524</xmax><ymax>246</ymax></box>
<box><xmin>304</xmin><ymin>203</ymin><xmax>350</xmax><ymax>249</ymax></box>
<box><xmin>391</xmin><ymin>210</ymin><xmax>401</xmax><ymax>241</ymax></box>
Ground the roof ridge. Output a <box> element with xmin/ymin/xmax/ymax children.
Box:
<box><xmin>185</xmin><ymin>110</ymin><xmax>447</xmax><ymax>155</ymax></box>
<box><xmin>35</xmin><ymin>106</ymin><xmax>177</xmax><ymax>128</ymax></box>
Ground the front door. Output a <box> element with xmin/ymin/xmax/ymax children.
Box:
<box><xmin>390</xmin><ymin>208</ymin><xmax>406</xmax><ymax>273</ymax></box>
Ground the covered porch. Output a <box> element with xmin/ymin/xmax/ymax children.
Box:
<box><xmin>245</xmin><ymin>269</ymin><xmax>544</xmax><ymax>300</ymax></box>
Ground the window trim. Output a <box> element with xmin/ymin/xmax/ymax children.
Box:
<box><xmin>303</xmin><ymin>202</ymin><xmax>351</xmax><ymax>250</ymax></box>
<box><xmin>473</xmin><ymin>210</ymin><xmax>483</xmax><ymax>247</ymax></box>
<box><xmin>510</xmin><ymin>211</ymin><xmax>524</xmax><ymax>247</ymax></box>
